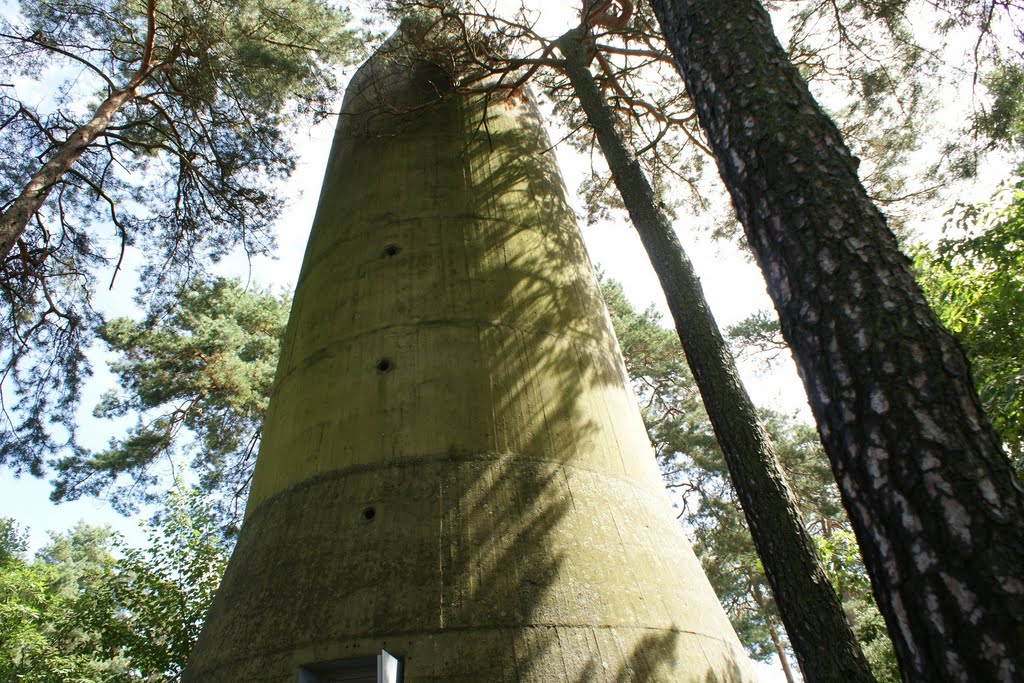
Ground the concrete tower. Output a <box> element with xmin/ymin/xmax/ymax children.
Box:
<box><xmin>185</xmin><ymin>25</ymin><xmax>755</xmax><ymax>682</ymax></box>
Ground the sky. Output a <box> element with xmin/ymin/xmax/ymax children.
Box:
<box><xmin>0</xmin><ymin>1</ymin><xmax>1016</xmax><ymax>680</ymax></box>
<box><xmin>7</xmin><ymin>0</ymin><xmax>992</xmax><ymax>550</ymax></box>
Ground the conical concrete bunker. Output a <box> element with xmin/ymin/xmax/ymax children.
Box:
<box><xmin>185</xmin><ymin>23</ymin><xmax>755</xmax><ymax>683</ymax></box>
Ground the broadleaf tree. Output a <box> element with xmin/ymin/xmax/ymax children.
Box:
<box><xmin>0</xmin><ymin>492</ymin><xmax>229</xmax><ymax>681</ymax></box>
<box><xmin>913</xmin><ymin>173</ymin><xmax>1024</xmax><ymax>474</ymax></box>
<box><xmin>0</xmin><ymin>521</ymin><xmax>125</xmax><ymax>681</ymax></box>
<box><xmin>99</xmin><ymin>490</ymin><xmax>230</xmax><ymax>679</ymax></box>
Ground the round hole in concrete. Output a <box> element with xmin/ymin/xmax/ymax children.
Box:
<box><xmin>376</xmin><ymin>358</ymin><xmax>393</xmax><ymax>373</ymax></box>
<box><xmin>383</xmin><ymin>243</ymin><xmax>401</xmax><ymax>257</ymax></box>
<box><xmin>361</xmin><ymin>506</ymin><xmax>376</xmax><ymax>521</ymax></box>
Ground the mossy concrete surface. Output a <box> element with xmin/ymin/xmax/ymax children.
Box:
<box><xmin>184</xmin><ymin>38</ymin><xmax>756</xmax><ymax>682</ymax></box>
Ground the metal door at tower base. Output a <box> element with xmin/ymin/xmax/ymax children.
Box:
<box><xmin>298</xmin><ymin>650</ymin><xmax>402</xmax><ymax>683</ymax></box>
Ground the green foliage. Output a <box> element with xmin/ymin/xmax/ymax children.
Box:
<box><xmin>0</xmin><ymin>522</ymin><xmax>126</xmax><ymax>682</ymax></box>
<box><xmin>601</xmin><ymin>278</ymin><xmax>704</xmax><ymax>432</ymax></box>
<box><xmin>102</xmin><ymin>491</ymin><xmax>229</xmax><ymax>680</ymax></box>
<box><xmin>0</xmin><ymin>0</ymin><xmax>364</xmax><ymax>480</ymax></box>
<box><xmin>0</xmin><ymin>556</ymin><xmax>76</xmax><ymax>681</ymax></box>
<box><xmin>0</xmin><ymin>517</ymin><xmax>28</xmax><ymax>563</ymax></box>
<box><xmin>53</xmin><ymin>277</ymin><xmax>290</xmax><ymax>527</ymax></box>
<box><xmin>913</xmin><ymin>174</ymin><xmax>1024</xmax><ymax>471</ymax></box>
<box><xmin>816</xmin><ymin>530</ymin><xmax>901</xmax><ymax>682</ymax></box>
<box><xmin>725</xmin><ymin>309</ymin><xmax>786</xmax><ymax>365</ymax></box>
<box><xmin>0</xmin><ymin>493</ymin><xmax>228</xmax><ymax>681</ymax></box>
<box><xmin>780</xmin><ymin>0</ymin><xmax>937</xmax><ymax>215</ymax></box>
<box><xmin>975</xmin><ymin>63</ymin><xmax>1024</xmax><ymax>152</ymax></box>
<box><xmin>601</xmin><ymin>277</ymin><xmax>899</xmax><ymax>677</ymax></box>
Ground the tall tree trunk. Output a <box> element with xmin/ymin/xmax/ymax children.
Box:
<box><xmin>557</xmin><ymin>28</ymin><xmax>875</xmax><ymax>683</ymax></box>
<box><xmin>0</xmin><ymin>86</ymin><xmax>137</xmax><ymax>256</ymax></box>
<box><xmin>753</xmin><ymin>583</ymin><xmax>798</xmax><ymax>683</ymax></box>
<box><xmin>0</xmin><ymin>0</ymin><xmax>157</xmax><ymax>257</ymax></box>
<box><xmin>648</xmin><ymin>0</ymin><xmax>1024</xmax><ymax>679</ymax></box>
<box><xmin>772</xmin><ymin>631</ymin><xmax>798</xmax><ymax>683</ymax></box>
<box><xmin>185</xmin><ymin>28</ymin><xmax>756</xmax><ymax>682</ymax></box>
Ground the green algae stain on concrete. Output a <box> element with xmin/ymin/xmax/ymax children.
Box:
<box><xmin>185</xmin><ymin>28</ymin><xmax>756</xmax><ymax>683</ymax></box>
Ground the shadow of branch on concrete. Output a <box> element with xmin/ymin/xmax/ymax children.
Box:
<box><xmin>185</xmin><ymin>31</ymin><xmax>753</xmax><ymax>682</ymax></box>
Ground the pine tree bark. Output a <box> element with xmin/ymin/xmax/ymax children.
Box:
<box><xmin>557</xmin><ymin>28</ymin><xmax>875</xmax><ymax>683</ymax></box>
<box><xmin>0</xmin><ymin>0</ymin><xmax>158</xmax><ymax>257</ymax></box>
<box><xmin>754</xmin><ymin>583</ymin><xmax>798</xmax><ymax>683</ymax></box>
<box><xmin>647</xmin><ymin>0</ymin><xmax>1024</xmax><ymax>679</ymax></box>
<box><xmin>0</xmin><ymin>86</ymin><xmax>138</xmax><ymax>256</ymax></box>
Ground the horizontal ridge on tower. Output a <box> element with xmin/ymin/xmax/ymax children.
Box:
<box><xmin>184</xmin><ymin>17</ymin><xmax>755</xmax><ymax>682</ymax></box>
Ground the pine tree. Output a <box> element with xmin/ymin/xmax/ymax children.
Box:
<box><xmin>0</xmin><ymin>0</ymin><xmax>362</xmax><ymax>475</ymax></box>
<box><xmin>558</xmin><ymin>23</ymin><xmax>874</xmax><ymax>683</ymax></box>
<box><xmin>603</xmin><ymin>276</ymin><xmax>900</xmax><ymax>681</ymax></box>
<box><xmin>649</xmin><ymin>0</ymin><xmax>1024</xmax><ymax>677</ymax></box>
<box><xmin>55</xmin><ymin>277</ymin><xmax>290</xmax><ymax>526</ymax></box>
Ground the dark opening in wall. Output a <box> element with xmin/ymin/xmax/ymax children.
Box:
<box><xmin>298</xmin><ymin>650</ymin><xmax>402</xmax><ymax>683</ymax></box>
